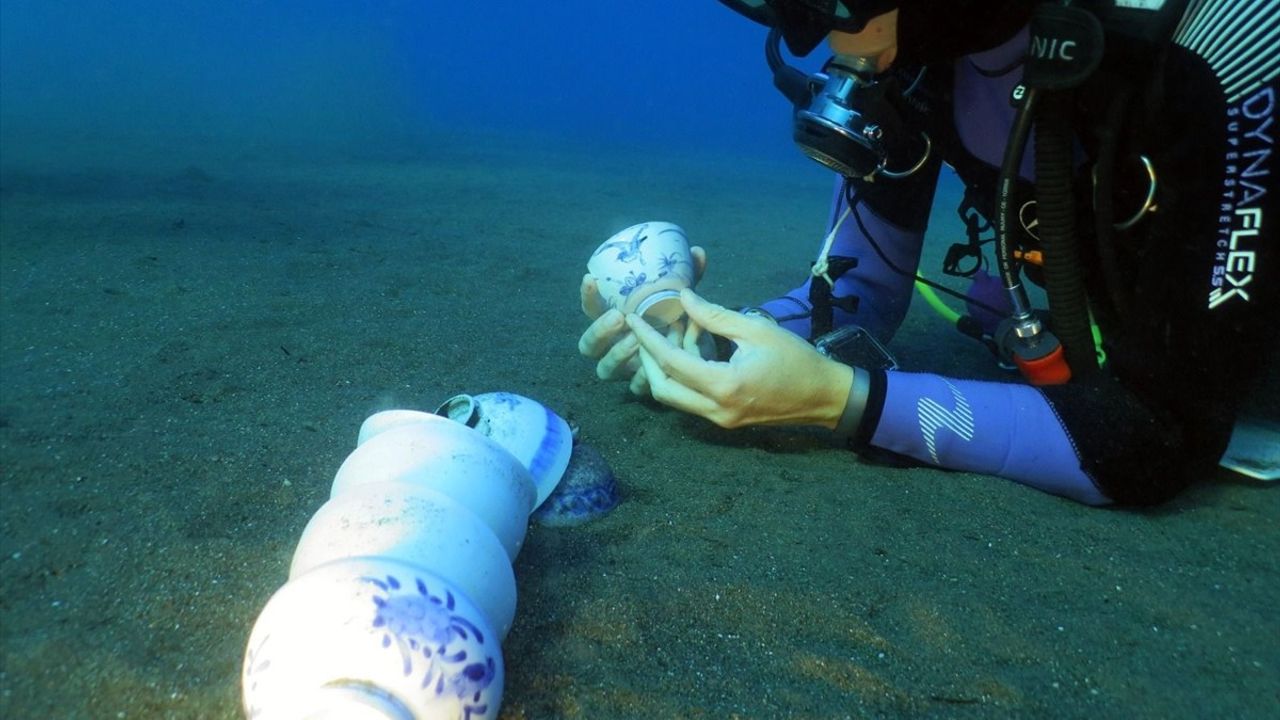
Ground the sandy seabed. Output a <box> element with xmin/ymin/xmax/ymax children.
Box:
<box><xmin>1</xmin><ymin>132</ymin><xmax>1277</xmax><ymax>719</ymax></box>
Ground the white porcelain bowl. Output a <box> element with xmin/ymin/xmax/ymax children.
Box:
<box><xmin>356</xmin><ymin>409</ymin><xmax>439</xmax><ymax>447</ymax></box>
<box><xmin>435</xmin><ymin>392</ymin><xmax>572</xmax><ymax>511</ymax></box>
<box><xmin>332</xmin><ymin>418</ymin><xmax>536</xmax><ymax>560</ymax></box>
<box><xmin>290</xmin><ymin>481</ymin><xmax>518</xmax><ymax>638</ymax></box>
<box><xmin>244</xmin><ymin>556</ymin><xmax>502</xmax><ymax>720</ymax></box>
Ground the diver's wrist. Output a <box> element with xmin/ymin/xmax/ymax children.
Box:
<box><xmin>833</xmin><ymin>366</ymin><xmax>871</xmax><ymax>438</ymax></box>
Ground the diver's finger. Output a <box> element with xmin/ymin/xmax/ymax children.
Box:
<box><xmin>578</xmin><ymin>308</ymin><xmax>626</xmax><ymax>359</ymax></box>
<box><xmin>596</xmin><ymin>331</ymin><xmax>639</xmax><ymax>381</ymax></box>
<box><xmin>665</xmin><ymin>321</ymin><xmax>686</xmax><ymax>346</ymax></box>
<box><xmin>682</xmin><ymin>317</ymin><xmax>704</xmax><ymax>355</ymax></box>
<box><xmin>690</xmin><ymin>246</ymin><xmax>708</xmax><ymax>284</ymax></box>
<box><xmin>580</xmin><ymin>274</ymin><xmax>608</xmax><ymax>319</ymax></box>
<box><xmin>628</xmin><ymin>364</ymin><xmax>649</xmax><ymax>396</ymax></box>
<box><xmin>636</xmin><ymin>346</ymin><xmax>719</xmax><ymax>417</ymax></box>
<box><xmin>626</xmin><ymin>313</ymin><xmax>728</xmax><ymax>391</ymax></box>
<box><xmin>679</xmin><ymin>289</ymin><xmax>764</xmax><ymax>344</ymax></box>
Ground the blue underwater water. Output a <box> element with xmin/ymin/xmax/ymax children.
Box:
<box><xmin>0</xmin><ymin>0</ymin><xmax>807</xmax><ymax>164</ymax></box>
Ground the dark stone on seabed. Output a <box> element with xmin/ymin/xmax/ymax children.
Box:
<box><xmin>531</xmin><ymin>441</ymin><xmax>619</xmax><ymax>527</ymax></box>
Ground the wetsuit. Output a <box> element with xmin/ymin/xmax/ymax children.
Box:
<box><xmin>758</xmin><ymin>11</ymin><xmax>1278</xmax><ymax>505</ymax></box>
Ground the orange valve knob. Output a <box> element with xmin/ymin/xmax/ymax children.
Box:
<box><xmin>1015</xmin><ymin>344</ymin><xmax>1072</xmax><ymax>386</ymax></box>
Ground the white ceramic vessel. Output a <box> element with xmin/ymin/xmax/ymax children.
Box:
<box><xmin>586</xmin><ymin>221</ymin><xmax>695</xmax><ymax>327</ymax></box>
<box><xmin>332</xmin><ymin>418</ymin><xmax>537</xmax><ymax>561</ymax></box>
<box><xmin>435</xmin><ymin>392</ymin><xmax>573</xmax><ymax>511</ymax></box>
<box><xmin>244</xmin><ymin>392</ymin><xmax>575</xmax><ymax>720</ymax></box>
<box><xmin>243</xmin><ymin>556</ymin><xmax>502</xmax><ymax>720</ymax></box>
<box><xmin>356</xmin><ymin>408</ymin><xmax>439</xmax><ymax>447</ymax></box>
<box><xmin>291</xmin><ymin>480</ymin><xmax>518</xmax><ymax>638</ymax></box>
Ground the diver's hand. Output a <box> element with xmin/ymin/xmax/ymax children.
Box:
<box><xmin>581</xmin><ymin>312</ymin><xmax>710</xmax><ymax>395</ymax></box>
<box><xmin>578</xmin><ymin>246</ymin><xmax>707</xmax><ymax>394</ymax></box>
<box><xmin>626</xmin><ymin>288</ymin><xmax>854</xmax><ymax>429</ymax></box>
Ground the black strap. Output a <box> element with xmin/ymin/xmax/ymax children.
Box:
<box><xmin>807</xmin><ymin>256</ymin><xmax>860</xmax><ymax>341</ymax></box>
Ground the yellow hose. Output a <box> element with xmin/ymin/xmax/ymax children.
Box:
<box><xmin>914</xmin><ymin>279</ymin><xmax>962</xmax><ymax>325</ymax></box>
<box><xmin>915</xmin><ymin>273</ymin><xmax>1109</xmax><ymax>368</ymax></box>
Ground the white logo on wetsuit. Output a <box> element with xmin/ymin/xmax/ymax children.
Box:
<box><xmin>1210</xmin><ymin>207</ymin><xmax>1264</xmax><ymax>309</ymax></box>
<box><xmin>1208</xmin><ymin>86</ymin><xmax>1271</xmax><ymax>309</ymax></box>
<box><xmin>916</xmin><ymin>380</ymin><xmax>975</xmax><ymax>465</ymax></box>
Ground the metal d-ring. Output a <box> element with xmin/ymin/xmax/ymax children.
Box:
<box><xmin>877</xmin><ymin>132</ymin><xmax>933</xmax><ymax>180</ymax></box>
<box><xmin>1096</xmin><ymin>154</ymin><xmax>1158</xmax><ymax>230</ymax></box>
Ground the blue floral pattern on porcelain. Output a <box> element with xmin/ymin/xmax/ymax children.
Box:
<box><xmin>588</xmin><ymin>222</ymin><xmax>693</xmax><ymax>316</ymax></box>
<box><xmin>365</xmin><ymin>572</ymin><xmax>498</xmax><ymax>717</ymax></box>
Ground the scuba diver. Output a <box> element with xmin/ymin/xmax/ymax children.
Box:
<box><xmin>579</xmin><ymin>0</ymin><xmax>1278</xmax><ymax>506</ymax></box>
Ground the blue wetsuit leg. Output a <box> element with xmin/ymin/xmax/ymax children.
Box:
<box><xmin>759</xmin><ymin>178</ymin><xmax>928</xmax><ymax>342</ymax></box>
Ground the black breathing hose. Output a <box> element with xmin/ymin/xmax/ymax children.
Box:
<box><xmin>766</xmin><ymin>30</ymin><xmax>813</xmax><ymax>106</ymax></box>
<box><xmin>996</xmin><ymin>88</ymin><xmax>1037</xmax><ymax>293</ymax></box>
<box><xmin>1035</xmin><ymin>90</ymin><xmax>1098</xmax><ymax>377</ymax></box>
